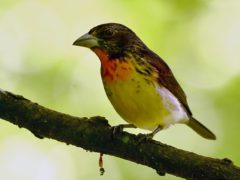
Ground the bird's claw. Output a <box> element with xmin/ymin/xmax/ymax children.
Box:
<box><xmin>110</xmin><ymin>125</ymin><xmax>124</xmax><ymax>135</ymax></box>
<box><xmin>137</xmin><ymin>133</ymin><xmax>154</xmax><ymax>144</ymax></box>
<box><xmin>110</xmin><ymin>124</ymin><xmax>136</xmax><ymax>138</ymax></box>
<box><xmin>137</xmin><ymin>126</ymin><xmax>162</xmax><ymax>144</ymax></box>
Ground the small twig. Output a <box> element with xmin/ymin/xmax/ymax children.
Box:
<box><xmin>99</xmin><ymin>153</ymin><xmax>105</xmax><ymax>175</ymax></box>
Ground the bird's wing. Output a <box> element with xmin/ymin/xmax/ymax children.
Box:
<box><xmin>144</xmin><ymin>49</ymin><xmax>192</xmax><ymax>116</ymax></box>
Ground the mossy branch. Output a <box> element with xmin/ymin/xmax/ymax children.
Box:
<box><xmin>0</xmin><ymin>89</ymin><xmax>239</xmax><ymax>180</ymax></box>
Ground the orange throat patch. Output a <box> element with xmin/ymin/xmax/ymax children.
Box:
<box><xmin>93</xmin><ymin>48</ymin><xmax>134</xmax><ymax>83</ymax></box>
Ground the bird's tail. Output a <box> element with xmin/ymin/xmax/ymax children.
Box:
<box><xmin>187</xmin><ymin>117</ymin><xmax>216</xmax><ymax>140</ymax></box>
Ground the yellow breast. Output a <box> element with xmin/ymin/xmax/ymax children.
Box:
<box><xmin>94</xmin><ymin>49</ymin><xmax>188</xmax><ymax>131</ymax></box>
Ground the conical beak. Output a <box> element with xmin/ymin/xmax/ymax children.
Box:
<box><xmin>73</xmin><ymin>33</ymin><xmax>99</xmax><ymax>48</ymax></box>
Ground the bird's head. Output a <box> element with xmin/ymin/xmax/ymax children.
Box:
<box><xmin>73</xmin><ymin>23</ymin><xmax>145</xmax><ymax>59</ymax></box>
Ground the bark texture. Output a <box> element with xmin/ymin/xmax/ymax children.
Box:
<box><xmin>0</xmin><ymin>89</ymin><xmax>239</xmax><ymax>180</ymax></box>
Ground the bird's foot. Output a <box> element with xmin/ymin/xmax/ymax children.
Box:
<box><xmin>137</xmin><ymin>132</ymin><xmax>154</xmax><ymax>144</ymax></box>
<box><xmin>110</xmin><ymin>124</ymin><xmax>136</xmax><ymax>137</ymax></box>
<box><xmin>137</xmin><ymin>125</ymin><xmax>162</xmax><ymax>144</ymax></box>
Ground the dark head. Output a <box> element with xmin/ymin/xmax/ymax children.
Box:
<box><xmin>73</xmin><ymin>23</ymin><xmax>145</xmax><ymax>58</ymax></box>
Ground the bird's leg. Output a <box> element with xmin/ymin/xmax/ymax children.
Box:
<box><xmin>137</xmin><ymin>125</ymin><xmax>162</xmax><ymax>143</ymax></box>
<box><xmin>111</xmin><ymin>124</ymin><xmax>136</xmax><ymax>135</ymax></box>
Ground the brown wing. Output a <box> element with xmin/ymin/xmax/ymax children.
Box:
<box><xmin>143</xmin><ymin>49</ymin><xmax>192</xmax><ymax>116</ymax></box>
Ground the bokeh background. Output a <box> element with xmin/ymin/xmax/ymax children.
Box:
<box><xmin>0</xmin><ymin>0</ymin><xmax>240</xmax><ymax>179</ymax></box>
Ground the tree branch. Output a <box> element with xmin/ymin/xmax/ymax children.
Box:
<box><xmin>0</xmin><ymin>89</ymin><xmax>239</xmax><ymax>180</ymax></box>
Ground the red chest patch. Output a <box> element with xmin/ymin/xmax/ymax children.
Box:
<box><xmin>93</xmin><ymin>48</ymin><xmax>133</xmax><ymax>83</ymax></box>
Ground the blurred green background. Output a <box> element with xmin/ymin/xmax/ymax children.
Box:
<box><xmin>0</xmin><ymin>0</ymin><xmax>240</xmax><ymax>179</ymax></box>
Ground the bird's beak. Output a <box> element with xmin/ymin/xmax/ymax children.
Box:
<box><xmin>73</xmin><ymin>33</ymin><xmax>99</xmax><ymax>48</ymax></box>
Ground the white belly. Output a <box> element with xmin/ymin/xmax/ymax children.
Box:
<box><xmin>156</xmin><ymin>86</ymin><xmax>189</xmax><ymax>128</ymax></box>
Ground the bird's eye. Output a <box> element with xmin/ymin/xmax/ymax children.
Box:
<box><xmin>103</xmin><ymin>30</ymin><xmax>114</xmax><ymax>37</ymax></box>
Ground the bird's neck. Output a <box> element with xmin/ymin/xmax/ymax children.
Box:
<box><xmin>92</xmin><ymin>48</ymin><xmax>110</xmax><ymax>67</ymax></box>
<box><xmin>92</xmin><ymin>48</ymin><xmax>134</xmax><ymax>83</ymax></box>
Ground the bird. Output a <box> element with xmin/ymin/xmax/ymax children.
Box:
<box><xmin>73</xmin><ymin>23</ymin><xmax>216</xmax><ymax>140</ymax></box>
